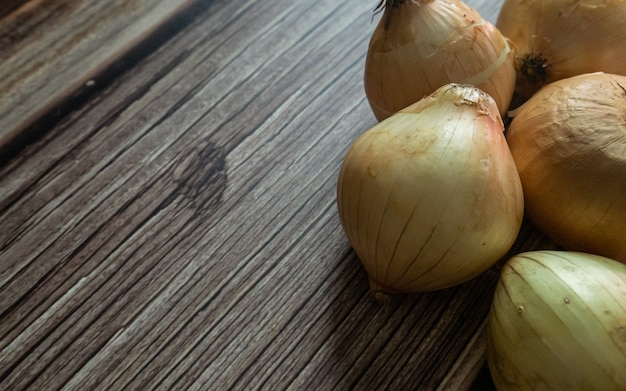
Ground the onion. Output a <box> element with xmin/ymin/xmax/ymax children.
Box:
<box><xmin>487</xmin><ymin>250</ymin><xmax>626</xmax><ymax>390</ymax></box>
<box><xmin>506</xmin><ymin>73</ymin><xmax>626</xmax><ymax>263</ymax></box>
<box><xmin>337</xmin><ymin>83</ymin><xmax>523</xmax><ymax>296</ymax></box>
<box><xmin>496</xmin><ymin>0</ymin><xmax>626</xmax><ymax>101</ymax></box>
<box><xmin>364</xmin><ymin>0</ymin><xmax>516</xmax><ymax>121</ymax></box>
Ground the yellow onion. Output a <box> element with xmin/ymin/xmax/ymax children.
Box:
<box><xmin>497</xmin><ymin>0</ymin><xmax>626</xmax><ymax>101</ymax></box>
<box><xmin>337</xmin><ymin>84</ymin><xmax>523</xmax><ymax>296</ymax></box>
<box><xmin>487</xmin><ymin>250</ymin><xmax>626</xmax><ymax>390</ymax></box>
<box><xmin>364</xmin><ymin>0</ymin><xmax>516</xmax><ymax>121</ymax></box>
<box><xmin>506</xmin><ymin>73</ymin><xmax>626</xmax><ymax>263</ymax></box>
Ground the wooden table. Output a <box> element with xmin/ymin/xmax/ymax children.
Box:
<box><xmin>1</xmin><ymin>0</ymin><xmax>556</xmax><ymax>389</ymax></box>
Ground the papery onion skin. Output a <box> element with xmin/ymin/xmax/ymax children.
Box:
<box><xmin>496</xmin><ymin>0</ymin><xmax>626</xmax><ymax>101</ymax></box>
<box><xmin>487</xmin><ymin>250</ymin><xmax>626</xmax><ymax>390</ymax></box>
<box><xmin>337</xmin><ymin>84</ymin><xmax>523</xmax><ymax>294</ymax></box>
<box><xmin>506</xmin><ymin>73</ymin><xmax>626</xmax><ymax>264</ymax></box>
<box><xmin>364</xmin><ymin>0</ymin><xmax>516</xmax><ymax>121</ymax></box>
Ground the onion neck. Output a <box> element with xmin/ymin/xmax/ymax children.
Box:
<box><xmin>376</xmin><ymin>0</ymin><xmax>437</xmax><ymax>39</ymax></box>
<box><xmin>376</xmin><ymin>0</ymin><xmax>435</xmax><ymax>12</ymax></box>
<box><xmin>376</xmin><ymin>0</ymin><xmax>407</xmax><ymax>10</ymax></box>
<box><xmin>515</xmin><ymin>54</ymin><xmax>549</xmax><ymax>99</ymax></box>
<box><xmin>372</xmin><ymin>290</ymin><xmax>393</xmax><ymax>304</ymax></box>
<box><xmin>368</xmin><ymin>276</ymin><xmax>394</xmax><ymax>303</ymax></box>
<box><xmin>378</xmin><ymin>0</ymin><xmax>435</xmax><ymax>7</ymax></box>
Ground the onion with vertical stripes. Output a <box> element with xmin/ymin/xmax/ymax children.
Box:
<box><xmin>487</xmin><ymin>250</ymin><xmax>626</xmax><ymax>390</ymax></box>
<box><xmin>364</xmin><ymin>0</ymin><xmax>516</xmax><ymax>121</ymax></box>
<box><xmin>336</xmin><ymin>83</ymin><xmax>523</xmax><ymax>298</ymax></box>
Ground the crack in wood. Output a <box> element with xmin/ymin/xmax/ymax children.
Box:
<box><xmin>0</xmin><ymin>0</ymin><xmax>211</xmax><ymax>167</ymax></box>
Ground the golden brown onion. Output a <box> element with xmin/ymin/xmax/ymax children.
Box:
<box><xmin>364</xmin><ymin>0</ymin><xmax>516</xmax><ymax>121</ymax></box>
<box><xmin>497</xmin><ymin>0</ymin><xmax>626</xmax><ymax>101</ymax></box>
<box><xmin>506</xmin><ymin>72</ymin><xmax>626</xmax><ymax>263</ymax></box>
<box><xmin>487</xmin><ymin>250</ymin><xmax>626</xmax><ymax>390</ymax></box>
<box><xmin>337</xmin><ymin>84</ymin><xmax>523</xmax><ymax>296</ymax></box>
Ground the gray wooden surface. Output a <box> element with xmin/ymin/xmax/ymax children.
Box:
<box><xmin>0</xmin><ymin>0</ymin><xmax>556</xmax><ymax>389</ymax></box>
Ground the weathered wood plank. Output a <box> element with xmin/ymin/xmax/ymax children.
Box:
<box><xmin>0</xmin><ymin>0</ymin><xmax>558</xmax><ymax>389</ymax></box>
<box><xmin>0</xmin><ymin>0</ymin><xmax>198</xmax><ymax>155</ymax></box>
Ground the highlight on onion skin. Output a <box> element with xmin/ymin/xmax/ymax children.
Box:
<box><xmin>337</xmin><ymin>84</ymin><xmax>524</xmax><ymax>297</ymax></box>
<box><xmin>496</xmin><ymin>0</ymin><xmax>626</xmax><ymax>101</ymax></box>
<box><xmin>364</xmin><ymin>0</ymin><xmax>516</xmax><ymax>121</ymax></box>
<box><xmin>487</xmin><ymin>250</ymin><xmax>626</xmax><ymax>390</ymax></box>
<box><xmin>506</xmin><ymin>72</ymin><xmax>626</xmax><ymax>264</ymax></box>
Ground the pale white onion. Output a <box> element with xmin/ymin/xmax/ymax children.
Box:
<box><xmin>337</xmin><ymin>83</ymin><xmax>523</xmax><ymax>295</ymax></box>
<box><xmin>487</xmin><ymin>250</ymin><xmax>626</xmax><ymax>390</ymax></box>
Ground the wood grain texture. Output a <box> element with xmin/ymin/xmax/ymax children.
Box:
<box><xmin>0</xmin><ymin>0</ymin><xmax>197</xmax><ymax>155</ymax></box>
<box><xmin>0</xmin><ymin>0</ymin><xmax>557</xmax><ymax>389</ymax></box>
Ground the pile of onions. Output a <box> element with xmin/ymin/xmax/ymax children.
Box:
<box><xmin>496</xmin><ymin>0</ymin><xmax>626</xmax><ymax>101</ymax></box>
<box><xmin>506</xmin><ymin>72</ymin><xmax>626</xmax><ymax>263</ymax></box>
<box><xmin>364</xmin><ymin>0</ymin><xmax>516</xmax><ymax>121</ymax></box>
<box><xmin>487</xmin><ymin>251</ymin><xmax>626</xmax><ymax>390</ymax></box>
<box><xmin>347</xmin><ymin>1</ymin><xmax>626</xmax><ymax>387</ymax></box>
<box><xmin>337</xmin><ymin>84</ymin><xmax>523</xmax><ymax>296</ymax></box>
